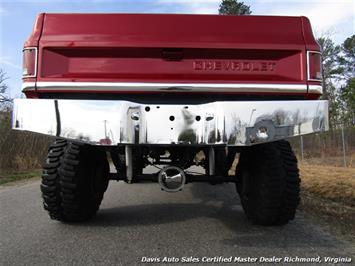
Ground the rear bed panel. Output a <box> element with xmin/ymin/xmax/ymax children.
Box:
<box><xmin>22</xmin><ymin>13</ymin><xmax>321</xmax><ymax>96</ymax></box>
<box><xmin>37</xmin><ymin>14</ymin><xmax>307</xmax><ymax>86</ymax></box>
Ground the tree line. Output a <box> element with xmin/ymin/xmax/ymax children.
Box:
<box><xmin>318</xmin><ymin>35</ymin><xmax>355</xmax><ymax>127</ymax></box>
<box><xmin>0</xmin><ymin>69</ymin><xmax>12</xmax><ymax>109</ymax></box>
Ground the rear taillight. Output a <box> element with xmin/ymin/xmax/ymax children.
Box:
<box><xmin>307</xmin><ymin>51</ymin><xmax>322</xmax><ymax>81</ymax></box>
<box><xmin>22</xmin><ymin>47</ymin><xmax>37</xmax><ymax>78</ymax></box>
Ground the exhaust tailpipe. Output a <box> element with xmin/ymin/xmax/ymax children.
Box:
<box><xmin>158</xmin><ymin>166</ymin><xmax>186</xmax><ymax>192</ymax></box>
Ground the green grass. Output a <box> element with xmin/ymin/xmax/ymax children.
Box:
<box><xmin>0</xmin><ymin>169</ymin><xmax>41</xmax><ymax>185</ymax></box>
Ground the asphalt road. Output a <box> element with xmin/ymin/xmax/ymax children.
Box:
<box><xmin>1</xmin><ymin>177</ymin><xmax>354</xmax><ymax>265</ymax></box>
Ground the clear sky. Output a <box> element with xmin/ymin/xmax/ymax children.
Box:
<box><xmin>0</xmin><ymin>0</ymin><xmax>354</xmax><ymax>98</ymax></box>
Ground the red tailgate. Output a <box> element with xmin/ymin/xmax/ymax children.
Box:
<box><xmin>37</xmin><ymin>14</ymin><xmax>306</xmax><ymax>84</ymax></box>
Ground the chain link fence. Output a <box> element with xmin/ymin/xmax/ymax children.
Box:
<box><xmin>289</xmin><ymin>127</ymin><xmax>355</xmax><ymax>167</ymax></box>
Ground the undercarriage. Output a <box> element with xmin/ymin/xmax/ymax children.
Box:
<box><xmin>41</xmin><ymin>140</ymin><xmax>300</xmax><ymax>225</ymax></box>
<box><xmin>108</xmin><ymin>145</ymin><xmax>238</xmax><ymax>191</ymax></box>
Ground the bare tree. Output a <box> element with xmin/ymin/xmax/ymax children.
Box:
<box><xmin>0</xmin><ymin>69</ymin><xmax>12</xmax><ymax>109</ymax></box>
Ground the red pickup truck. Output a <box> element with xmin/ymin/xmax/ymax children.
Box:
<box><xmin>14</xmin><ymin>13</ymin><xmax>328</xmax><ymax>225</ymax></box>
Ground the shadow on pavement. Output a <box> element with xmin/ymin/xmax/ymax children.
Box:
<box><xmin>76</xmin><ymin>183</ymin><xmax>337</xmax><ymax>249</ymax></box>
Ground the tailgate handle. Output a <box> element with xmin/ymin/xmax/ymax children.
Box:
<box><xmin>162</xmin><ymin>48</ymin><xmax>184</xmax><ymax>61</ymax></box>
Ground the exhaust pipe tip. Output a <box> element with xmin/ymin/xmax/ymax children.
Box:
<box><xmin>158</xmin><ymin>166</ymin><xmax>186</xmax><ymax>192</ymax></box>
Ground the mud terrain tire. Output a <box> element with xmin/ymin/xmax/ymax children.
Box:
<box><xmin>236</xmin><ymin>140</ymin><xmax>300</xmax><ymax>225</ymax></box>
<box><xmin>41</xmin><ymin>139</ymin><xmax>109</xmax><ymax>222</ymax></box>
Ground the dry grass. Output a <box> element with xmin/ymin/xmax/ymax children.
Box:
<box><xmin>298</xmin><ymin>155</ymin><xmax>355</xmax><ymax>168</ymax></box>
<box><xmin>299</xmin><ymin>163</ymin><xmax>355</xmax><ymax>206</ymax></box>
<box><xmin>0</xmin><ymin>169</ymin><xmax>41</xmax><ymax>185</ymax></box>
<box><xmin>299</xmin><ymin>164</ymin><xmax>355</xmax><ymax>240</ymax></box>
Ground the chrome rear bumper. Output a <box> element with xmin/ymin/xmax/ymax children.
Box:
<box><xmin>12</xmin><ymin>99</ymin><xmax>328</xmax><ymax>146</ymax></box>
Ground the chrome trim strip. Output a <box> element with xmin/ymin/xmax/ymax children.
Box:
<box><xmin>22</xmin><ymin>47</ymin><xmax>38</xmax><ymax>78</ymax></box>
<box><xmin>22</xmin><ymin>82</ymin><xmax>324</xmax><ymax>94</ymax></box>
<box><xmin>13</xmin><ymin>99</ymin><xmax>329</xmax><ymax>146</ymax></box>
<box><xmin>308</xmin><ymin>85</ymin><xmax>323</xmax><ymax>94</ymax></box>
<box><xmin>307</xmin><ymin>50</ymin><xmax>322</xmax><ymax>82</ymax></box>
<box><xmin>34</xmin><ymin>81</ymin><xmax>308</xmax><ymax>93</ymax></box>
<box><xmin>22</xmin><ymin>82</ymin><xmax>36</xmax><ymax>91</ymax></box>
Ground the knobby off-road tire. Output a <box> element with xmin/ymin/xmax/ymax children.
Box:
<box><xmin>41</xmin><ymin>139</ymin><xmax>109</xmax><ymax>222</ymax></box>
<box><xmin>236</xmin><ymin>140</ymin><xmax>300</xmax><ymax>226</ymax></box>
